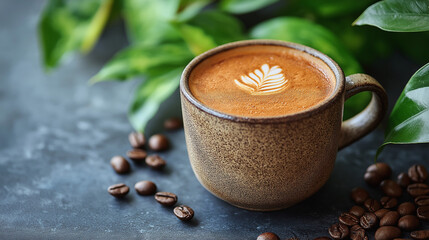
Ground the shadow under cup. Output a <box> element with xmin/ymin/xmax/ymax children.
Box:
<box><xmin>179</xmin><ymin>40</ymin><xmax>386</xmax><ymax>211</ymax></box>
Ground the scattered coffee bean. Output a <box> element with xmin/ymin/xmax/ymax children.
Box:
<box><xmin>380</xmin><ymin>211</ymin><xmax>400</xmax><ymax>226</ymax></box>
<box><xmin>128</xmin><ymin>132</ymin><xmax>145</xmax><ymax>148</ymax></box>
<box><xmin>350</xmin><ymin>225</ymin><xmax>367</xmax><ymax>240</ymax></box>
<box><xmin>257</xmin><ymin>232</ymin><xmax>280</xmax><ymax>240</ymax></box>
<box><xmin>173</xmin><ymin>205</ymin><xmax>194</xmax><ymax>221</ymax></box>
<box><xmin>107</xmin><ymin>183</ymin><xmax>129</xmax><ymax>198</ymax></box>
<box><xmin>365</xmin><ymin>163</ymin><xmax>392</xmax><ymax>186</ymax></box>
<box><xmin>397</xmin><ymin>172</ymin><xmax>412</xmax><ymax>187</ymax></box>
<box><xmin>349</xmin><ymin>206</ymin><xmax>365</xmax><ymax>218</ymax></box>
<box><xmin>134</xmin><ymin>180</ymin><xmax>157</xmax><ymax>196</ymax></box>
<box><xmin>351</xmin><ymin>187</ymin><xmax>369</xmax><ymax>205</ymax></box>
<box><xmin>148</xmin><ymin>134</ymin><xmax>169</xmax><ymax>151</ymax></box>
<box><xmin>398</xmin><ymin>202</ymin><xmax>417</xmax><ymax>216</ymax></box>
<box><xmin>145</xmin><ymin>155</ymin><xmax>166</xmax><ymax>170</ymax></box>
<box><xmin>416</xmin><ymin>205</ymin><xmax>429</xmax><ymax>220</ymax></box>
<box><xmin>408</xmin><ymin>164</ymin><xmax>428</xmax><ymax>183</ymax></box>
<box><xmin>329</xmin><ymin>223</ymin><xmax>349</xmax><ymax>239</ymax></box>
<box><xmin>360</xmin><ymin>212</ymin><xmax>378</xmax><ymax>229</ymax></box>
<box><xmin>126</xmin><ymin>149</ymin><xmax>147</xmax><ymax>162</ymax></box>
<box><xmin>164</xmin><ymin>117</ymin><xmax>183</xmax><ymax>130</ymax></box>
<box><xmin>154</xmin><ymin>192</ymin><xmax>177</xmax><ymax>206</ymax></box>
<box><xmin>415</xmin><ymin>195</ymin><xmax>429</xmax><ymax>206</ymax></box>
<box><xmin>398</xmin><ymin>215</ymin><xmax>419</xmax><ymax>231</ymax></box>
<box><xmin>410</xmin><ymin>230</ymin><xmax>429</xmax><ymax>240</ymax></box>
<box><xmin>375</xmin><ymin>226</ymin><xmax>401</xmax><ymax>240</ymax></box>
<box><xmin>380</xmin><ymin>179</ymin><xmax>402</xmax><ymax>197</ymax></box>
<box><xmin>110</xmin><ymin>156</ymin><xmax>131</xmax><ymax>174</ymax></box>
<box><xmin>407</xmin><ymin>183</ymin><xmax>429</xmax><ymax>197</ymax></box>
<box><xmin>339</xmin><ymin>212</ymin><xmax>359</xmax><ymax>226</ymax></box>
<box><xmin>364</xmin><ymin>198</ymin><xmax>381</xmax><ymax>212</ymax></box>
<box><xmin>313</xmin><ymin>237</ymin><xmax>331</xmax><ymax>240</ymax></box>
<box><xmin>375</xmin><ymin>209</ymin><xmax>390</xmax><ymax>219</ymax></box>
<box><xmin>380</xmin><ymin>196</ymin><xmax>398</xmax><ymax>209</ymax></box>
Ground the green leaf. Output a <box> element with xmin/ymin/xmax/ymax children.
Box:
<box><xmin>129</xmin><ymin>68</ymin><xmax>183</xmax><ymax>132</ymax></box>
<box><xmin>123</xmin><ymin>0</ymin><xmax>181</xmax><ymax>45</ymax></box>
<box><xmin>186</xmin><ymin>10</ymin><xmax>245</xmax><ymax>45</ymax></box>
<box><xmin>250</xmin><ymin>17</ymin><xmax>362</xmax><ymax>75</ymax></box>
<box><xmin>377</xmin><ymin>63</ymin><xmax>429</xmax><ymax>158</ymax></box>
<box><xmin>90</xmin><ymin>42</ymin><xmax>193</xmax><ymax>83</ymax></box>
<box><xmin>38</xmin><ymin>0</ymin><xmax>113</xmax><ymax>69</ymax></box>
<box><xmin>175</xmin><ymin>24</ymin><xmax>217</xmax><ymax>56</ymax></box>
<box><xmin>353</xmin><ymin>0</ymin><xmax>429</xmax><ymax>32</ymax></box>
<box><xmin>220</xmin><ymin>0</ymin><xmax>278</xmax><ymax>14</ymax></box>
<box><xmin>175</xmin><ymin>0</ymin><xmax>212</xmax><ymax>22</ymax></box>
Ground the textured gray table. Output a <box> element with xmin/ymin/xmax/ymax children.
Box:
<box><xmin>1</xmin><ymin>1</ymin><xmax>428</xmax><ymax>239</ymax></box>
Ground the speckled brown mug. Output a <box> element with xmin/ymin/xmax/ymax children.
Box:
<box><xmin>180</xmin><ymin>40</ymin><xmax>388</xmax><ymax>211</ymax></box>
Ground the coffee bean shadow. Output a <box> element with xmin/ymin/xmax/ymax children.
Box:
<box><xmin>112</xmin><ymin>195</ymin><xmax>134</xmax><ymax>206</ymax></box>
<box><xmin>181</xmin><ymin>217</ymin><xmax>199</xmax><ymax>227</ymax></box>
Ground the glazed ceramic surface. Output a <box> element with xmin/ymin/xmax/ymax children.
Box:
<box><xmin>180</xmin><ymin>40</ymin><xmax>387</xmax><ymax>211</ymax></box>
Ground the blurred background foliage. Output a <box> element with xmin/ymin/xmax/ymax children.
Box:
<box><xmin>38</xmin><ymin>0</ymin><xmax>428</xmax><ymax>154</ymax></box>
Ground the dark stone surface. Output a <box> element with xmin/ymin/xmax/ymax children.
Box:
<box><xmin>0</xmin><ymin>1</ymin><xmax>427</xmax><ymax>239</ymax></box>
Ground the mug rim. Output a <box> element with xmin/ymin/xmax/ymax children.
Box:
<box><xmin>180</xmin><ymin>39</ymin><xmax>345</xmax><ymax>123</ymax></box>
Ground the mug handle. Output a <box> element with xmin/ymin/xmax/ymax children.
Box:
<box><xmin>338</xmin><ymin>74</ymin><xmax>388</xmax><ymax>150</ymax></box>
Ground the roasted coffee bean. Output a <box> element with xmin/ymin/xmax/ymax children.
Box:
<box><xmin>365</xmin><ymin>163</ymin><xmax>392</xmax><ymax>186</ymax></box>
<box><xmin>380</xmin><ymin>196</ymin><xmax>398</xmax><ymax>209</ymax></box>
<box><xmin>351</xmin><ymin>187</ymin><xmax>369</xmax><ymax>205</ymax></box>
<box><xmin>417</xmin><ymin>205</ymin><xmax>429</xmax><ymax>220</ymax></box>
<box><xmin>110</xmin><ymin>156</ymin><xmax>131</xmax><ymax>174</ymax></box>
<box><xmin>349</xmin><ymin>206</ymin><xmax>365</xmax><ymax>218</ymax></box>
<box><xmin>145</xmin><ymin>155</ymin><xmax>166</xmax><ymax>170</ymax></box>
<box><xmin>375</xmin><ymin>209</ymin><xmax>390</xmax><ymax>219</ymax></box>
<box><xmin>107</xmin><ymin>183</ymin><xmax>129</xmax><ymax>198</ymax></box>
<box><xmin>380</xmin><ymin>211</ymin><xmax>400</xmax><ymax>226</ymax></box>
<box><xmin>134</xmin><ymin>180</ymin><xmax>157</xmax><ymax>196</ymax></box>
<box><xmin>398</xmin><ymin>215</ymin><xmax>419</xmax><ymax>231</ymax></box>
<box><xmin>415</xmin><ymin>195</ymin><xmax>429</xmax><ymax>206</ymax></box>
<box><xmin>408</xmin><ymin>164</ymin><xmax>428</xmax><ymax>183</ymax></box>
<box><xmin>397</xmin><ymin>172</ymin><xmax>412</xmax><ymax>187</ymax></box>
<box><xmin>173</xmin><ymin>205</ymin><xmax>194</xmax><ymax>221</ymax></box>
<box><xmin>329</xmin><ymin>223</ymin><xmax>349</xmax><ymax>239</ymax></box>
<box><xmin>128</xmin><ymin>132</ymin><xmax>145</xmax><ymax>148</ymax></box>
<box><xmin>148</xmin><ymin>134</ymin><xmax>169</xmax><ymax>151</ymax></box>
<box><xmin>375</xmin><ymin>226</ymin><xmax>401</xmax><ymax>240</ymax></box>
<box><xmin>364</xmin><ymin>171</ymin><xmax>385</xmax><ymax>187</ymax></box>
<box><xmin>350</xmin><ymin>225</ymin><xmax>367</xmax><ymax>240</ymax></box>
<box><xmin>313</xmin><ymin>237</ymin><xmax>331</xmax><ymax>240</ymax></box>
<box><xmin>360</xmin><ymin>212</ymin><xmax>378</xmax><ymax>229</ymax></box>
<box><xmin>398</xmin><ymin>202</ymin><xmax>417</xmax><ymax>216</ymax></box>
<box><xmin>339</xmin><ymin>212</ymin><xmax>359</xmax><ymax>226</ymax></box>
<box><xmin>257</xmin><ymin>232</ymin><xmax>280</xmax><ymax>240</ymax></box>
<box><xmin>154</xmin><ymin>192</ymin><xmax>177</xmax><ymax>206</ymax></box>
<box><xmin>364</xmin><ymin>198</ymin><xmax>381</xmax><ymax>212</ymax></box>
<box><xmin>126</xmin><ymin>149</ymin><xmax>147</xmax><ymax>162</ymax></box>
<box><xmin>380</xmin><ymin>179</ymin><xmax>403</xmax><ymax>197</ymax></box>
<box><xmin>410</xmin><ymin>230</ymin><xmax>429</xmax><ymax>240</ymax></box>
<box><xmin>407</xmin><ymin>183</ymin><xmax>429</xmax><ymax>197</ymax></box>
<box><xmin>164</xmin><ymin>117</ymin><xmax>183</xmax><ymax>130</ymax></box>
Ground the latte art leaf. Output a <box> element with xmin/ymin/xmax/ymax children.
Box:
<box><xmin>234</xmin><ymin>64</ymin><xmax>287</xmax><ymax>95</ymax></box>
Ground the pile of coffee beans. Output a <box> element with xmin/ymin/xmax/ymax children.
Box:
<box><xmin>107</xmin><ymin>118</ymin><xmax>193</xmax><ymax>221</ymax></box>
<box><xmin>322</xmin><ymin>163</ymin><xmax>429</xmax><ymax>240</ymax></box>
<box><xmin>257</xmin><ymin>163</ymin><xmax>429</xmax><ymax>240</ymax></box>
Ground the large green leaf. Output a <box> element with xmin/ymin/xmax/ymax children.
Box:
<box><xmin>90</xmin><ymin>42</ymin><xmax>193</xmax><ymax>83</ymax></box>
<box><xmin>175</xmin><ymin>10</ymin><xmax>245</xmax><ymax>55</ymax></box>
<box><xmin>175</xmin><ymin>0</ymin><xmax>212</xmax><ymax>22</ymax></box>
<box><xmin>38</xmin><ymin>0</ymin><xmax>113</xmax><ymax>69</ymax></box>
<box><xmin>129</xmin><ymin>68</ymin><xmax>183</xmax><ymax>132</ymax></box>
<box><xmin>354</xmin><ymin>0</ymin><xmax>429</xmax><ymax>32</ymax></box>
<box><xmin>123</xmin><ymin>0</ymin><xmax>181</xmax><ymax>45</ymax></box>
<box><xmin>377</xmin><ymin>63</ymin><xmax>429</xmax><ymax>157</ymax></box>
<box><xmin>220</xmin><ymin>0</ymin><xmax>278</xmax><ymax>14</ymax></box>
<box><xmin>250</xmin><ymin>17</ymin><xmax>362</xmax><ymax>75</ymax></box>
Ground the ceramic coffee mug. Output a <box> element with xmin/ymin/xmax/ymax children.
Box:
<box><xmin>180</xmin><ymin>40</ymin><xmax>388</xmax><ymax>211</ymax></box>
